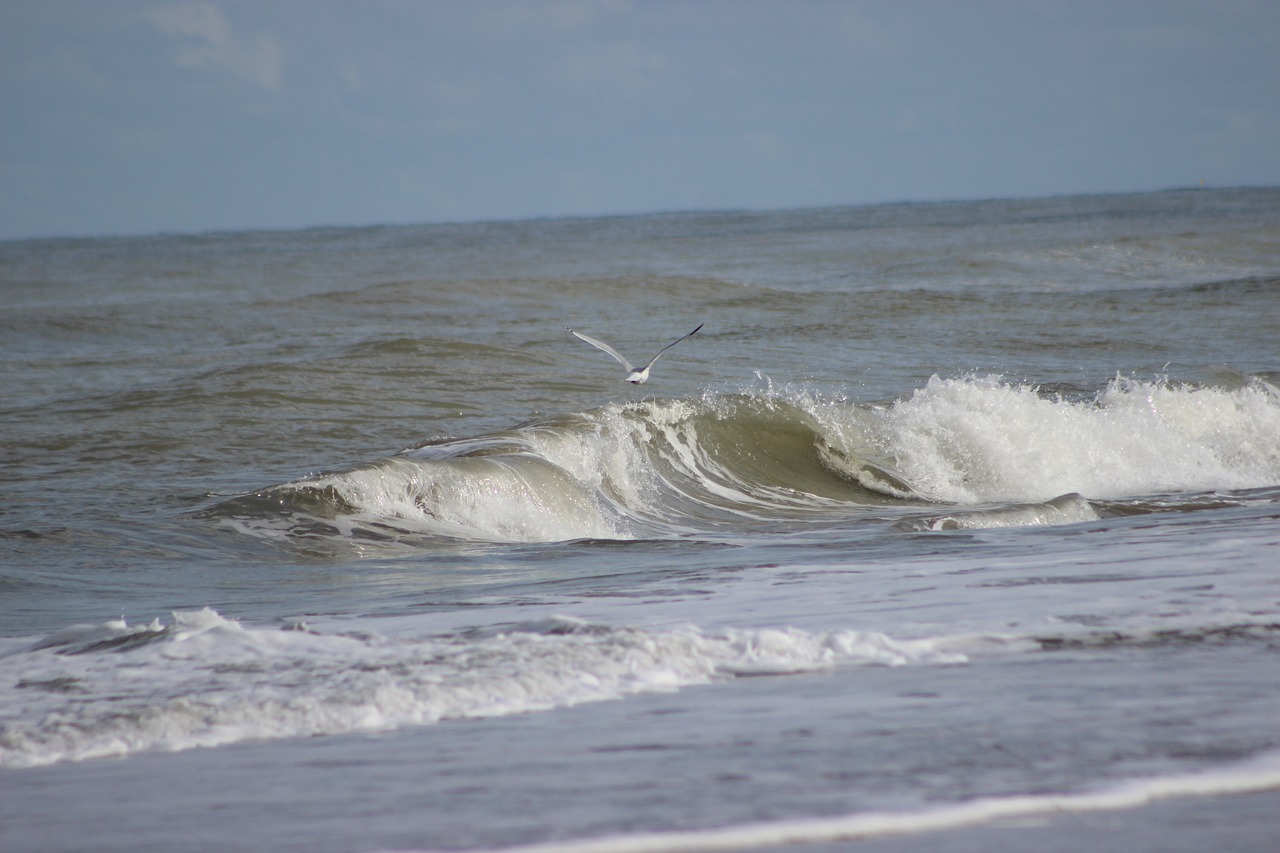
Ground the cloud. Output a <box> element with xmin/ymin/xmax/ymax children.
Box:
<box><xmin>148</xmin><ymin>2</ymin><xmax>282</xmax><ymax>91</ymax></box>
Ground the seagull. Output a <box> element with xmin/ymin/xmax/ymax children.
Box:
<box><xmin>568</xmin><ymin>324</ymin><xmax>704</xmax><ymax>384</ymax></box>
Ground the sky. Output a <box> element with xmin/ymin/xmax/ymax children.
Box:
<box><xmin>2</xmin><ymin>0</ymin><xmax>1279</xmax><ymax>240</ymax></box>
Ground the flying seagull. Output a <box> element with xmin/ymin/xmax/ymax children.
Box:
<box><xmin>568</xmin><ymin>323</ymin><xmax>704</xmax><ymax>384</ymax></box>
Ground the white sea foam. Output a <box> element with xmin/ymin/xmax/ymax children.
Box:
<box><xmin>871</xmin><ymin>374</ymin><xmax>1280</xmax><ymax>504</ymax></box>
<box><xmin>239</xmin><ymin>453</ymin><xmax>628</xmax><ymax>545</ymax></box>
<box><xmin>397</xmin><ymin>751</ymin><xmax>1280</xmax><ymax>853</ymax></box>
<box><xmin>0</xmin><ymin>610</ymin><xmax>962</xmax><ymax>769</ymax></box>
<box><xmin>521</xmin><ymin>403</ymin><xmax>686</xmax><ymax>523</ymax></box>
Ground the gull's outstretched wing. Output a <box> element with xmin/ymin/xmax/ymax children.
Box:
<box><xmin>642</xmin><ymin>323</ymin><xmax>704</xmax><ymax>370</ymax></box>
<box><xmin>569</xmin><ymin>329</ymin><xmax>634</xmax><ymax>372</ymax></box>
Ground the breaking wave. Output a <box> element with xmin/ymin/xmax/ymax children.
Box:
<box><xmin>200</xmin><ymin>374</ymin><xmax>1280</xmax><ymax>545</ymax></box>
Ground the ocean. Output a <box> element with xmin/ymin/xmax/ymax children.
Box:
<box><xmin>2</xmin><ymin>187</ymin><xmax>1279</xmax><ymax>852</ymax></box>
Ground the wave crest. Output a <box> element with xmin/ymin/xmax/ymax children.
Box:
<box><xmin>200</xmin><ymin>376</ymin><xmax>1280</xmax><ymax>546</ymax></box>
<box><xmin>881</xmin><ymin>374</ymin><xmax>1280</xmax><ymax>504</ymax></box>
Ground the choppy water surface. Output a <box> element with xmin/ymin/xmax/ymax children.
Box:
<box><xmin>2</xmin><ymin>188</ymin><xmax>1280</xmax><ymax>851</ymax></box>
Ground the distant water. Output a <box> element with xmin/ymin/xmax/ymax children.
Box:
<box><xmin>3</xmin><ymin>188</ymin><xmax>1280</xmax><ymax>852</ymax></box>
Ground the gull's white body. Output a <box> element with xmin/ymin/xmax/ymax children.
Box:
<box><xmin>569</xmin><ymin>324</ymin><xmax>704</xmax><ymax>384</ymax></box>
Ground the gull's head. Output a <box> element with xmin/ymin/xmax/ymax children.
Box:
<box><xmin>627</xmin><ymin>368</ymin><xmax>650</xmax><ymax>384</ymax></box>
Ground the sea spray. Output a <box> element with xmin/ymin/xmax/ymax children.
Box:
<box><xmin>874</xmin><ymin>374</ymin><xmax>1280</xmax><ymax>504</ymax></box>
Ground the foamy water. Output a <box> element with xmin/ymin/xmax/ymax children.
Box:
<box><xmin>875</xmin><ymin>374</ymin><xmax>1280</xmax><ymax>504</ymax></box>
<box><xmin>0</xmin><ymin>609</ymin><xmax>964</xmax><ymax>769</ymax></box>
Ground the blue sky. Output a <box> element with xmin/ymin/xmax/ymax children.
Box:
<box><xmin>3</xmin><ymin>0</ymin><xmax>1278</xmax><ymax>239</ymax></box>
